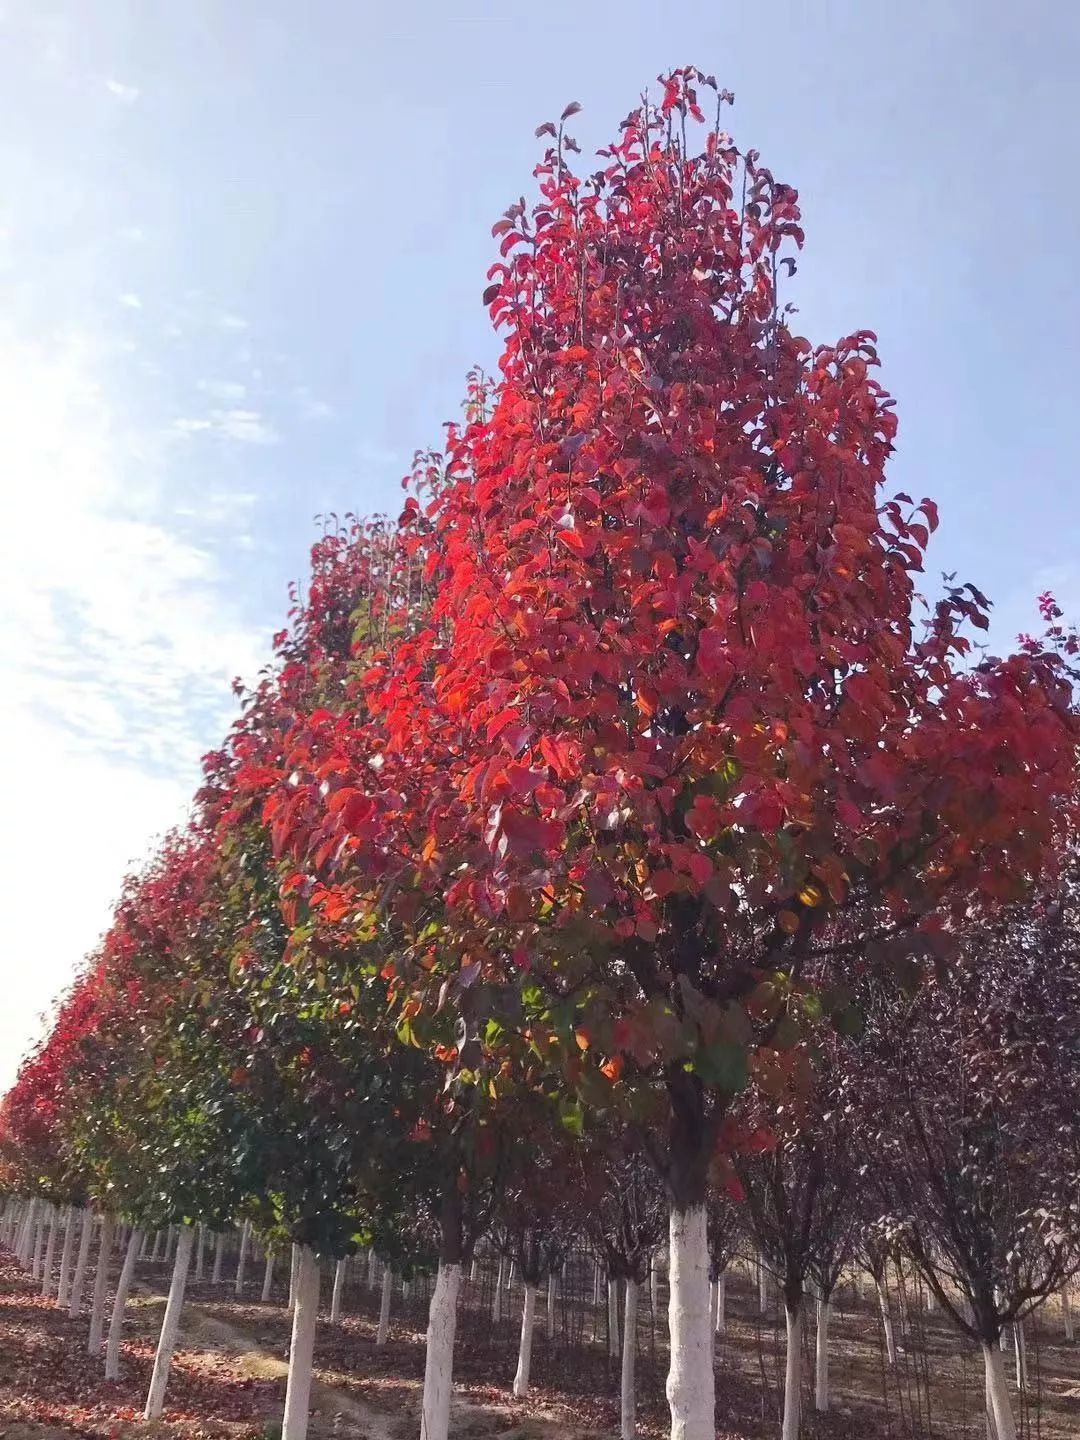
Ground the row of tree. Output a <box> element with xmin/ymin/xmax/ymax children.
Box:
<box><xmin>2</xmin><ymin>65</ymin><xmax>1079</xmax><ymax>1440</ymax></box>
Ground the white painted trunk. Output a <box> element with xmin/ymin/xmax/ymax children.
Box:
<box><xmin>195</xmin><ymin>1222</ymin><xmax>205</xmax><ymax>1282</ymax></box>
<box><xmin>41</xmin><ymin>1206</ymin><xmax>59</xmax><ymax>1296</ymax></box>
<box><xmin>289</xmin><ymin>1242</ymin><xmax>300</xmax><ymax>1312</ymax></box>
<box><xmin>150</xmin><ymin>1229</ymin><xmax>163</xmax><ymax>1262</ymax></box>
<box><xmin>88</xmin><ymin>1214</ymin><xmax>115</xmax><ymax>1353</ymax></box>
<box><xmin>470</xmin><ymin>1258</ymin><xmax>480</xmax><ymax>1283</ymax></box>
<box><xmin>376</xmin><ymin>1264</ymin><xmax>392</xmax><ymax>1344</ymax></box>
<box><xmin>650</xmin><ymin>1257</ymin><xmax>659</xmax><ymax>1314</ymax></box>
<box><xmin>493</xmin><ymin>1255</ymin><xmax>505</xmax><ymax>1321</ymax></box>
<box><xmin>421</xmin><ymin>1261</ymin><xmax>461</xmax><ymax>1440</ymax></box>
<box><xmin>262</xmin><ymin>1251</ymin><xmax>276</xmax><ymax>1301</ymax></box>
<box><xmin>105</xmin><ymin>1226</ymin><xmax>143</xmax><ymax>1379</ymax></box>
<box><xmin>983</xmin><ymin>1341</ymin><xmax>1017</xmax><ymax>1440</ymax></box>
<box><xmin>235</xmin><ymin>1219</ymin><xmax>251</xmax><ymax>1295</ymax></box>
<box><xmin>621</xmin><ymin>1277</ymin><xmax>638</xmax><ymax>1440</ymax></box>
<box><xmin>144</xmin><ymin>1224</ymin><xmax>194</xmax><ymax>1418</ymax></box>
<box><xmin>876</xmin><ymin>1277</ymin><xmax>898</xmax><ymax>1365</ymax></box>
<box><xmin>69</xmin><ymin>1209</ymin><xmax>94</xmax><ymax>1317</ymax></box>
<box><xmin>513</xmin><ymin>1283</ymin><xmax>538</xmax><ymax>1396</ymax></box>
<box><xmin>547</xmin><ymin>1271</ymin><xmax>557</xmax><ymax>1340</ymax></box>
<box><xmin>758</xmin><ymin>1256</ymin><xmax>768</xmax><ymax>1314</ymax></box>
<box><xmin>166</xmin><ymin>1226</ymin><xmax>177</xmax><ymax>1263</ymax></box>
<box><xmin>1064</xmin><ymin>1286</ymin><xmax>1074</xmax><ymax>1342</ymax></box>
<box><xmin>608</xmin><ymin>1276</ymin><xmax>621</xmax><ymax>1357</ymax></box>
<box><xmin>282</xmin><ymin>1245</ymin><xmax>320</xmax><ymax>1440</ymax></box>
<box><xmin>331</xmin><ymin>1258</ymin><xmax>346</xmax><ymax>1322</ymax></box>
<box><xmin>815</xmin><ymin>1298</ymin><xmax>830</xmax><ymax>1411</ymax></box>
<box><xmin>16</xmin><ymin>1196</ymin><xmax>36</xmax><ymax>1265</ymax></box>
<box><xmin>1013</xmin><ymin>1321</ymin><xmax>1026</xmax><ymax>1390</ymax></box>
<box><xmin>593</xmin><ymin>1261</ymin><xmax>602</xmax><ymax>1307</ymax></box>
<box><xmin>212</xmin><ymin>1229</ymin><xmax>224</xmax><ymax>1283</ymax></box>
<box><xmin>715</xmin><ymin>1272</ymin><xmax>726</xmax><ymax>1336</ymax></box>
<box><xmin>56</xmin><ymin>1206</ymin><xmax>77</xmax><ymax>1309</ymax></box>
<box><xmin>666</xmin><ymin>1206</ymin><xmax>714</xmax><ymax>1440</ymax></box>
<box><xmin>367</xmin><ymin>1248</ymin><xmax>378</xmax><ymax>1288</ymax></box>
<box><xmin>31</xmin><ymin>1207</ymin><xmax>47</xmax><ymax>1278</ymax></box>
<box><xmin>782</xmin><ymin>1304</ymin><xmax>802</xmax><ymax>1440</ymax></box>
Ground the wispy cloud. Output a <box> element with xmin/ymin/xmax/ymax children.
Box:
<box><xmin>118</xmin><ymin>291</ymin><xmax>142</xmax><ymax>309</ymax></box>
<box><xmin>170</xmin><ymin>406</ymin><xmax>279</xmax><ymax>446</ymax></box>
<box><xmin>294</xmin><ymin>385</ymin><xmax>334</xmax><ymax>420</ymax></box>
<box><xmin>197</xmin><ymin>377</ymin><xmax>248</xmax><ymax>401</ymax></box>
<box><xmin>104</xmin><ymin>77</ymin><xmax>140</xmax><ymax>105</ymax></box>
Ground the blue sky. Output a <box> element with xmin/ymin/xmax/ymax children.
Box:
<box><xmin>2</xmin><ymin>0</ymin><xmax>1078</xmax><ymax>1087</ymax></box>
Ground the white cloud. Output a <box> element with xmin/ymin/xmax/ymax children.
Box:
<box><xmin>104</xmin><ymin>77</ymin><xmax>140</xmax><ymax>105</ymax></box>
<box><xmin>294</xmin><ymin>385</ymin><xmax>334</xmax><ymax>420</ymax></box>
<box><xmin>170</xmin><ymin>406</ymin><xmax>279</xmax><ymax>445</ymax></box>
<box><xmin>198</xmin><ymin>377</ymin><xmax>247</xmax><ymax>401</ymax></box>
<box><xmin>0</xmin><ymin>327</ymin><xmax>268</xmax><ymax>1089</ymax></box>
<box><xmin>217</xmin><ymin>311</ymin><xmax>249</xmax><ymax>331</ymax></box>
<box><xmin>118</xmin><ymin>291</ymin><xmax>142</xmax><ymax>309</ymax></box>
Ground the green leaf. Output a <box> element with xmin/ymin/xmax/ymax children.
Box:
<box><xmin>692</xmin><ymin>1040</ymin><xmax>748</xmax><ymax>1093</ymax></box>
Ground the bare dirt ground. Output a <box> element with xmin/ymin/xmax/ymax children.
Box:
<box><xmin>2</xmin><ymin>1248</ymin><xmax>1078</xmax><ymax>1440</ymax></box>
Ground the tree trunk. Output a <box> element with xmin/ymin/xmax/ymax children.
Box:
<box><xmin>31</xmin><ymin>1206</ymin><xmax>47</xmax><ymax>1279</ymax></box>
<box><xmin>212</xmin><ymin>1229</ymin><xmax>224</xmax><ymax>1283</ymax></box>
<box><xmin>289</xmin><ymin>1242</ymin><xmax>300</xmax><ymax>1312</ymax></box>
<box><xmin>876</xmin><ymin>1276</ymin><xmax>898</xmax><ymax>1365</ymax></box>
<box><xmin>40</xmin><ymin>1206</ymin><xmax>59</xmax><ymax>1297</ymax></box>
<box><xmin>367</xmin><ymin>1248</ymin><xmax>378</xmax><ymax>1289</ymax></box>
<box><xmin>621</xmin><ymin>1277</ymin><xmax>638</xmax><ymax>1440</ymax></box>
<box><xmin>282</xmin><ymin>1246</ymin><xmax>320</xmax><ymax>1440</ymax></box>
<box><xmin>331</xmin><ymin>1258</ymin><xmax>346</xmax><ymax>1322</ymax></box>
<box><xmin>758</xmin><ymin>1255</ymin><xmax>768</xmax><ymax>1314</ymax></box>
<box><xmin>88</xmin><ymin>1214</ymin><xmax>115</xmax><ymax>1354</ymax></box>
<box><xmin>56</xmin><ymin>1206</ymin><xmax>77</xmax><ymax>1309</ymax></box>
<box><xmin>235</xmin><ymin>1219</ymin><xmax>251</xmax><ymax>1296</ymax></box>
<box><xmin>421</xmin><ymin>1261</ymin><xmax>462</xmax><ymax>1440</ymax></box>
<box><xmin>492</xmin><ymin>1254</ymin><xmax>505</xmax><ymax>1321</ymax></box>
<box><xmin>783</xmin><ymin>1302</ymin><xmax>802</xmax><ymax>1440</ymax></box>
<box><xmin>1013</xmin><ymin>1321</ymin><xmax>1026</xmax><ymax>1390</ymax></box>
<box><xmin>195</xmin><ymin>1222</ymin><xmax>205</xmax><ymax>1282</ymax></box>
<box><xmin>650</xmin><ymin>1255</ymin><xmax>659</xmax><ymax>1315</ymax></box>
<box><xmin>666</xmin><ymin>1206</ymin><xmax>714</xmax><ymax>1440</ymax></box>
<box><xmin>608</xmin><ymin>1276</ymin><xmax>621</xmax><ymax>1358</ymax></box>
<box><xmin>715</xmin><ymin>1271</ymin><xmax>726</xmax><ymax>1337</ymax></box>
<box><xmin>815</xmin><ymin>1297</ymin><xmax>830</xmax><ymax>1411</ymax></box>
<box><xmin>105</xmin><ymin>1227</ymin><xmax>143</xmax><ymax>1379</ymax></box>
<box><xmin>15</xmin><ymin>1196</ymin><xmax>35</xmax><ymax>1265</ymax></box>
<box><xmin>150</xmin><ymin>1229</ymin><xmax>163</xmax><ymax>1262</ymax></box>
<box><xmin>69</xmin><ymin>1209</ymin><xmax>94</xmax><ymax>1317</ymax></box>
<box><xmin>144</xmin><ymin>1225</ymin><xmax>194</xmax><ymax>1417</ymax></box>
<box><xmin>513</xmin><ymin>1283</ymin><xmax>538</xmax><ymax>1396</ymax></box>
<box><xmin>547</xmin><ymin>1271</ymin><xmax>557</xmax><ymax>1340</ymax></box>
<box><xmin>1064</xmin><ymin>1286</ymin><xmax>1074</xmax><ymax>1342</ymax></box>
<box><xmin>262</xmin><ymin>1250</ymin><xmax>275</xmax><ymax>1302</ymax></box>
<box><xmin>982</xmin><ymin>1341</ymin><xmax>1017</xmax><ymax>1440</ymax></box>
<box><xmin>376</xmin><ymin>1264</ymin><xmax>392</xmax><ymax>1344</ymax></box>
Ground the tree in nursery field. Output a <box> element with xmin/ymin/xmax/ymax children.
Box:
<box><xmin>581</xmin><ymin>1145</ymin><xmax>667</xmax><ymax>1440</ymax></box>
<box><xmin>491</xmin><ymin>1108</ymin><xmax>584</xmax><ymax>1398</ymax></box>
<box><xmin>0</xmin><ymin>966</ymin><xmax>103</xmax><ymax>1305</ymax></box>
<box><xmin>262</xmin><ymin>66</ymin><xmax>1079</xmax><ymax>1440</ymax></box>
<box><xmin>58</xmin><ymin>836</ymin><xmax>259</xmax><ymax>1396</ymax></box>
<box><xmin>732</xmin><ymin>1042</ymin><xmax>859</xmax><ymax>1440</ymax></box>
<box><xmin>705</xmin><ymin>1190</ymin><xmax>741</xmax><ymax>1341</ymax></box>
<box><xmin>855</xmin><ymin>1227</ymin><xmax>901</xmax><ymax>1368</ymax></box>
<box><xmin>851</xmin><ymin>881</ymin><xmax>1080</xmax><ymax>1440</ymax></box>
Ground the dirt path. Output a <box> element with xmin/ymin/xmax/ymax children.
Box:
<box><xmin>139</xmin><ymin>1289</ymin><xmax>584</xmax><ymax>1440</ymax></box>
